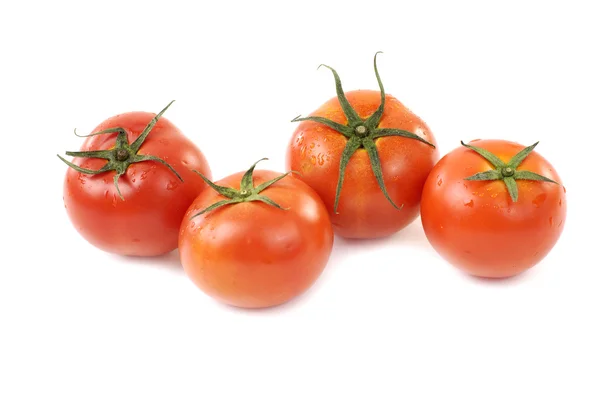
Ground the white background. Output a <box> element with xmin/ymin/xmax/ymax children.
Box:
<box><xmin>1</xmin><ymin>1</ymin><xmax>599</xmax><ymax>397</ymax></box>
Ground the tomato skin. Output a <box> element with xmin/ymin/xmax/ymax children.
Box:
<box><xmin>286</xmin><ymin>90</ymin><xmax>439</xmax><ymax>239</ymax></box>
<box><xmin>179</xmin><ymin>171</ymin><xmax>334</xmax><ymax>308</ymax></box>
<box><xmin>63</xmin><ymin>111</ymin><xmax>211</xmax><ymax>256</ymax></box>
<box><xmin>420</xmin><ymin>139</ymin><xmax>566</xmax><ymax>278</ymax></box>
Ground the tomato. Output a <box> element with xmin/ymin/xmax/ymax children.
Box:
<box><xmin>59</xmin><ymin>101</ymin><xmax>211</xmax><ymax>257</ymax></box>
<box><xmin>420</xmin><ymin>139</ymin><xmax>566</xmax><ymax>278</ymax></box>
<box><xmin>179</xmin><ymin>159</ymin><xmax>334</xmax><ymax>308</ymax></box>
<box><xmin>286</xmin><ymin>53</ymin><xmax>439</xmax><ymax>239</ymax></box>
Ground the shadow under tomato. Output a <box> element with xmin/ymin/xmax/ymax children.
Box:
<box><xmin>214</xmin><ymin>285</ymin><xmax>320</xmax><ymax>314</ymax></box>
<box><xmin>459</xmin><ymin>265</ymin><xmax>540</xmax><ymax>286</ymax></box>
<box><xmin>331</xmin><ymin>217</ymin><xmax>433</xmax><ymax>262</ymax></box>
<box><xmin>335</xmin><ymin>217</ymin><xmax>432</xmax><ymax>250</ymax></box>
<box><xmin>116</xmin><ymin>249</ymin><xmax>184</xmax><ymax>274</ymax></box>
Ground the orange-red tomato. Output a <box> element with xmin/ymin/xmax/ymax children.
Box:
<box><xmin>179</xmin><ymin>162</ymin><xmax>334</xmax><ymax>308</ymax></box>
<box><xmin>61</xmin><ymin>102</ymin><xmax>211</xmax><ymax>256</ymax></box>
<box><xmin>420</xmin><ymin>139</ymin><xmax>566</xmax><ymax>278</ymax></box>
<box><xmin>286</xmin><ymin>55</ymin><xmax>438</xmax><ymax>239</ymax></box>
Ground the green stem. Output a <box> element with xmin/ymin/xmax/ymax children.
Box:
<box><xmin>317</xmin><ymin>64</ymin><xmax>361</xmax><ymax>124</ymax></box>
<box><xmin>58</xmin><ymin>101</ymin><xmax>181</xmax><ymax>201</ymax></box>
<box><xmin>291</xmin><ymin>53</ymin><xmax>436</xmax><ymax>212</ymax></box>
<box><xmin>333</xmin><ymin>136</ymin><xmax>362</xmax><ymax>213</ymax></box>
<box><xmin>365</xmin><ymin>51</ymin><xmax>386</xmax><ymax>129</ymax></box>
<box><xmin>461</xmin><ymin>141</ymin><xmax>558</xmax><ymax>202</ymax></box>
<box><xmin>190</xmin><ymin>159</ymin><xmax>292</xmax><ymax>218</ymax></box>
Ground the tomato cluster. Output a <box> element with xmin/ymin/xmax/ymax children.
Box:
<box><xmin>59</xmin><ymin>54</ymin><xmax>566</xmax><ymax>308</ymax></box>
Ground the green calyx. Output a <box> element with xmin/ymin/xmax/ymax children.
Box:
<box><xmin>291</xmin><ymin>52</ymin><xmax>436</xmax><ymax>213</ymax></box>
<box><xmin>191</xmin><ymin>158</ymin><xmax>292</xmax><ymax>218</ymax></box>
<box><xmin>57</xmin><ymin>100</ymin><xmax>182</xmax><ymax>200</ymax></box>
<box><xmin>462</xmin><ymin>141</ymin><xmax>557</xmax><ymax>202</ymax></box>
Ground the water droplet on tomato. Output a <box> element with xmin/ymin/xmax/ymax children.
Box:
<box><xmin>190</xmin><ymin>222</ymin><xmax>195</xmax><ymax>228</ymax></box>
<box><xmin>132</xmin><ymin>178</ymin><xmax>136</xmax><ymax>183</ymax></box>
<box><xmin>559</xmin><ymin>199</ymin><xmax>562</xmax><ymax>206</ymax></box>
<box><xmin>463</xmin><ymin>199</ymin><xmax>474</xmax><ymax>207</ymax></box>
<box><xmin>558</xmin><ymin>220</ymin><xmax>563</xmax><ymax>227</ymax></box>
<box><xmin>563</xmin><ymin>186</ymin><xmax>567</xmax><ymax>193</ymax></box>
<box><xmin>310</xmin><ymin>142</ymin><xmax>315</xmax><ymax>149</ymax></box>
<box><xmin>166</xmin><ymin>180</ymin><xmax>177</xmax><ymax>190</ymax></box>
<box><xmin>317</xmin><ymin>153</ymin><xmax>325</xmax><ymax>165</ymax></box>
<box><xmin>532</xmin><ymin>193</ymin><xmax>547</xmax><ymax>208</ymax></box>
<box><xmin>437</xmin><ymin>179</ymin><xmax>443</xmax><ymax>186</ymax></box>
<box><xmin>104</xmin><ymin>191</ymin><xmax>109</xmax><ymax>199</ymax></box>
<box><xmin>310</xmin><ymin>156</ymin><xmax>316</xmax><ymax>165</ymax></box>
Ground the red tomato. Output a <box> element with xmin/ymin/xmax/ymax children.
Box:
<box><xmin>60</xmin><ymin>101</ymin><xmax>211</xmax><ymax>256</ymax></box>
<box><xmin>286</xmin><ymin>54</ymin><xmax>438</xmax><ymax>239</ymax></box>
<box><xmin>420</xmin><ymin>139</ymin><xmax>566</xmax><ymax>278</ymax></box>
<box><xmin>179</xmin><ymin>160</ymin><xmax>334</xmax><ymax>308</ymax></box>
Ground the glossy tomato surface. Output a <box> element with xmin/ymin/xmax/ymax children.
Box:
<box><xmin>287</xmin><ymin>90</ymin><xmax>438</xmax><ymax>239</ymax></box>
<box><xmin>179</xmin><ymin>171</ymin><xmax>334</xmax><ymax>309</ymax></box>
<box><xmin>421</xmin><ymin>139</ymin><xmax>566</xmax><ymax>278</ymax></box>
<box><xmin>63</xmin><ymin>111</ymin><xmax>211</xmax><ymax>256</ymax></box>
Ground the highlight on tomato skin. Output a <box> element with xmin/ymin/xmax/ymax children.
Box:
<box><xmin>178</xmin><ymin>160</ymin><xmax>334</xmax><ymax>309</ymax></box>
<box><xmin>420</xmin><ymin>139</ymin><xmax>567</xmax><ymax>278</ymax></box>
<box><xmin>286</xmin><ymin>53</ymin><xmax>439</xmax><ymax>239</ymax></box>
<box><xmin>59</xmin><ymin>101</ymin><xmax>212</xmax><ymax>257</ymax></box>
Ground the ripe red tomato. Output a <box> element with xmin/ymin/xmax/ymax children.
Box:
<box><xmin>420</xmin><ymin>139</ymin><xmax>566</xmax><ymax>278</ymax></box>
<box><xmin>179</xmin><ymin>160</ymin><xmax>334</xmax><ymax>308</ymax></box>
<box><xmin>286</xmin><ymin>53</ymin><xmax>439</xmax><ymax>239</ymax></box>
<box><xmin>60</xmin><ymin>101</ymin><xmax>211</xmax><ymax>257</ymax></box>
